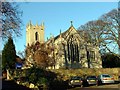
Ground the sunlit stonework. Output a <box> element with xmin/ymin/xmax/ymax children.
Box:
<box><xmin>26</xmin><ymin>21</ymin><xmax>45</xmax><ymax>46</ymax></box>
<box><xmin>26</xmin><ymin>21</ymin><xmax>102</xmax><ymax>69</ymax></box>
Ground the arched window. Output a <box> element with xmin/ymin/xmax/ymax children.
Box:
<box><xmin>35</xmin><ymin>32</ymin><xmax>38</xmax><ymax>41</ymax></box>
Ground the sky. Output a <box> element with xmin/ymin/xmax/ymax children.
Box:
<box><xmin>12</xmin><ymin>2</ymin><xmax>118</xmax><ymax>54</ymax></box>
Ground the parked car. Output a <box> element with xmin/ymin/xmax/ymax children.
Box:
<box><xmin>68</xmin><ymin>76</ymin><xmax>83</xmax><ymax>87</ymax></box>
<box><xmin>86</xmin><ymin>76</ymin><xmax>98</xmax><ymax>86</ymax></box>
<box><xmin>97</xmin><ymin>74</ymin><xmax>114</xmax><ymax>85</ymax></box>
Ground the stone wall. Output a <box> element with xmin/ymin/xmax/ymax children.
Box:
<box><xmin>49</xmin><ymin>68</ymin><xmax>120</xmax><ymax>80</ymax></box>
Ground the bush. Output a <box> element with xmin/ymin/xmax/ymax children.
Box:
<box><xmin>25</xmin><ymin>66</ymin><xmax>68</xmax><ymax>89</ymax></box>
<box><xmin>26</xmin><ymin>66</ymin><xmax>61</xmax><ymax>89</ymax></box>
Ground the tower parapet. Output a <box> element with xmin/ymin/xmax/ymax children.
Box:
<box><xmin>26</xmin><ymin>21</ymin><xmax>45</xmax><ymax>46</ymax></box>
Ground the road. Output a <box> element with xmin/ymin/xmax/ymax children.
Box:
<box><xmin>89</xmin><ymin>84</ymin><xmax>120</xmax><ymax>88</ymax></box>
<box><xmin>68</xmin><ymin>83</ymin><xmax>120</xmax><ymax>90</ymax></box>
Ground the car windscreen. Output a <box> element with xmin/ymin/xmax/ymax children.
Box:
<box><xmin>71</xmin><ymin>76</ymin><xmax>82</xmax><ymax>80</ymax></box>
<box><xmin>102</xmin><ymin>75</ymin><xmax>111</xmax><ymax>78</ymax></box>
<box><xmin>87</xmin><ymin>76</ymin><xmax>97</xmax><ymax>79</ymax></box>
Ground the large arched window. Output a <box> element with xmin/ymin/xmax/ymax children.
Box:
<box><xmin>35</xmin><ymin>32</ymin><xmax>38</xmax><ymax>41</ymax></box>
<box><xmin>66</xmin><ymin>34</ymin><xmax>80</xmax><ymax>63</ymax></box>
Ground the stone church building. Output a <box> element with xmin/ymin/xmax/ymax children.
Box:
<box><xmin>26</xmin><ymin>21</ymin><xmax>102</xmax><ymax>69</ymax></box>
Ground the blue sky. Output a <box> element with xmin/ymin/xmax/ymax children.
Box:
<box><xmin>14</xmin><ymin>2</ymin><xmax>118</xmax><ymax>53</ymax></box>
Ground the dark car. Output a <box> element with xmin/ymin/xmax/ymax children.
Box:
<box><xmin>68</xmin><ymin>76</ymin><xmax>83</xmax><ymax>87</ymax></box>
<box><xmin>86</xmin><ymin>76</ymin><xmax>98</xmax><ymax>86</ymax></box>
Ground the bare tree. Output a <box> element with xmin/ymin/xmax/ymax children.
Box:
<box><xmin>78</xmin><ymin>8</ymin><xmax>120</xmax><ymax>54</ymax></box>
<box><xmin>1</xmin><ymin>2</ymin><xmax>22</xmax><ymax>39</ymax></box>
<box><xmin>100</xmin><ymin>8</ymin><xmax>120</xmax><ymax>54</ymax></box>
<box><xmin>78</xmin><ymin>20</ymin><xmax>110</xmax><ymax>54</ymax></box>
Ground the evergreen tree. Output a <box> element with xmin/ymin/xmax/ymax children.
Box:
<box><xmin>102</xmin><ymin>53</ymin><xmax>120</xmax><ymax>68</ymax></box>
<box><xmin>2</xmin><ymin>37</ymin><xmax>16</xmax><ymax>69</ymax></box>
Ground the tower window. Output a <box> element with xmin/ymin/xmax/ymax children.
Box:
<box><xmin>35</xmin><ymin>32</ymin><xmax>38</xmax><ymax>41</ymax></box>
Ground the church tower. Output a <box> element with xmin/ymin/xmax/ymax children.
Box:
<box><xmin>26</xmin><ymin>21</ymin><xmax>44</xmax><ymax>46</ymax></box>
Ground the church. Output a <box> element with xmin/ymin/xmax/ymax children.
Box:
<box><xmin>25</xmin><ymin>21</ymin><xmax>102</xmax><ymax>69</ymax></box>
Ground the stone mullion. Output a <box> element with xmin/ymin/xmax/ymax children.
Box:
<box><xmin>74</xmin><ymin>44</ymin><xmax>77</xmax><ymax>62</ymax></box>
<box><xmin>67</xmin><ymin>43</ymin><xmax>70</xmax><ymax>62</ymax></box>
<box><xmin>76</xmin><ymin>44</ymin><xmax>79</xmax><ymax>62</ymax></box>
<box><xmin>73</xmin><ymin>44</ymin><xmax>75</xmax><ymax>62</ymax></box>
<box><xmin>70</xmin><ymin>43</ymin><xmax>73</xmax><ymax>68</ymax></box>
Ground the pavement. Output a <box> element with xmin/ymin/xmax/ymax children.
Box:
<box><xmin>68</xmin><ymin>82</ymin><xmax>120</xmax><ymax>90</ymax></box>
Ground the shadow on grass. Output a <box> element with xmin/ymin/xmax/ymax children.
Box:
<box><xmin>2</xmin><ymin>79</ymin><xmax>31</xmax><ymax>90</ymax></box>
<box><xmin>49</xmin><ymin>80</ymin><xmax>69</xmax><ymax>90</ymax></box>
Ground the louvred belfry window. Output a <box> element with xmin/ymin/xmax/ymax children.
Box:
<box><xmin>35</xmin><ymin>32</ymin><xmax>38</xmax><ymax>41</ymax></box>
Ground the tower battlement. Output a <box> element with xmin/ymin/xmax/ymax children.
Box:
<box><xmin>26</xmin><ymin>21</ymin><xmax>45</xmax><ymax>46</ymax></box>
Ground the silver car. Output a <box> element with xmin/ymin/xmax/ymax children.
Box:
<box><xmin>98</xmin><ymin>74</ymin><xmax>114</xmax><ymax>84</ymax></box>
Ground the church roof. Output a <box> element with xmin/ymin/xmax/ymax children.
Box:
<box><xmin>46</xmin><ymin>21</ymin><xmax>83</xmax><ymax>45</ymax></box>
<box><xmin>54</xmin><ymin>24</ymin><xmax>78</xmax><ymax>40</ymax></box>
